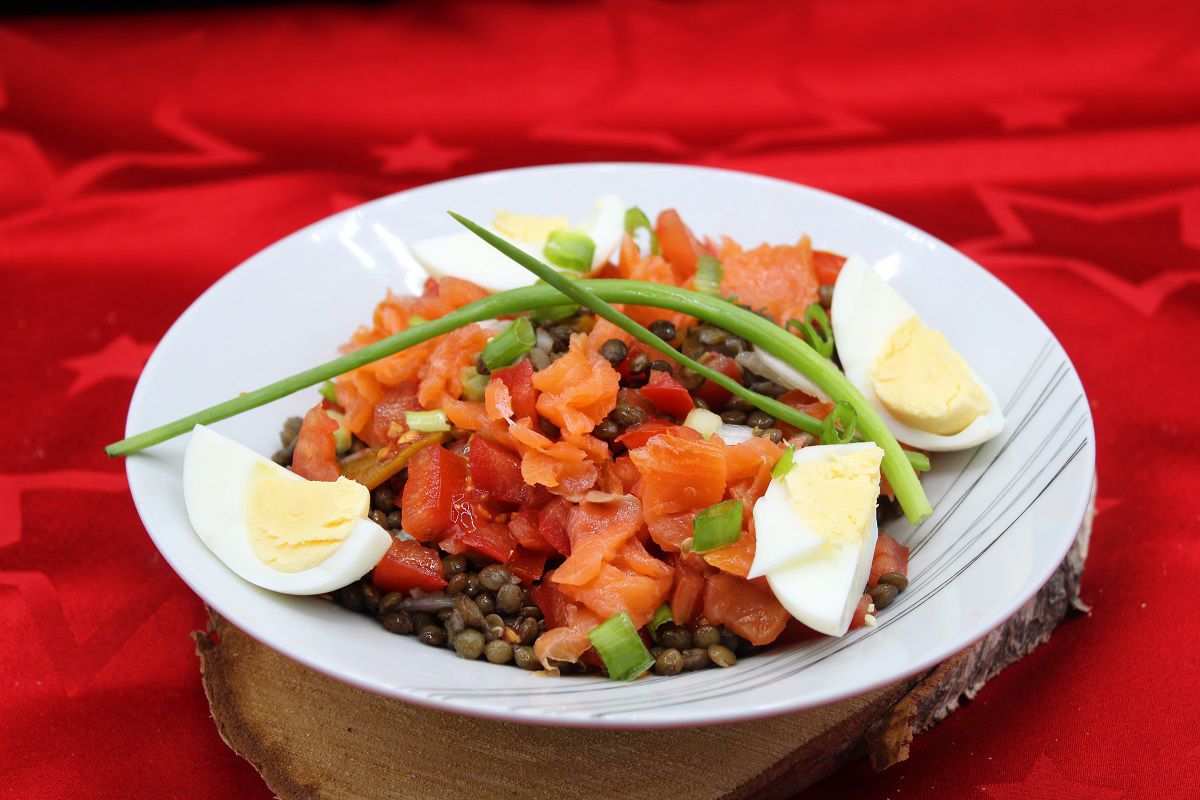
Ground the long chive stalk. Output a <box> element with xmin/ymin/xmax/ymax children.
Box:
<box><xmin>107</xmin><ymin>278</ymin><xmax>930</xmax><ymax>520</ymax></box>
<box><xmin>449</xmin><ymin>212</ymin><xmax>933</xmax><ymax>524</ymax></box>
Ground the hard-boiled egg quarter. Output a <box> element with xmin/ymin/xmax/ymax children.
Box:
<box><xmin>184</xmin><ymin>425</ymin><xmax>392</xmax><ymax>595</ymax></box>
<box><xmin>751</xmin><ymin>442</ymin><xmax>884</xmax><ymax>638</ymax></box>
<box><xmin>831</xmin><ymin>256</ymin><xmax>1005</xmax><ymax>452</ymax></box>
<box><xmin>411</xmin><ymin>194</ymin><xmax>624</xmax><ymax>292</ymax></box>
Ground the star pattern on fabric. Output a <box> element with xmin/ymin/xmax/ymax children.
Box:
<box><xmin>0</xmin><ymin>470</ymin><xmax>177</xmax><ymax>695</ymax></box>
<box><xmin>373</xmin><ymin>134</ymin><xmax>472</xmax><ymax>175</ymax></box>
<box><xmin>984</xmin><ymin>96</ymin><xmax>1078</xmax><ymax>131</ymax></box>
<box><xmin>958</xmin><ymin>186</ymin><xmax>1200</xmax><ymax>314</ymax></box>
<box><xmin>980</xmin><ymin>755</ymin><xmax>1125</xmax><ymax>800</ymax></box>
<box><xmin>534</xmin><ymin>0</ymin><xmax>880</xmax><ymax>156</ymax></box>
<box><xmin>0</xmin><ymin>28</ymin><xmax>257</xmax><ymax>224</ymax></box>
<box><xmin>60</xmin><ymin>335</ymin><xmax>154</xmax><ymax>395</ymax></box>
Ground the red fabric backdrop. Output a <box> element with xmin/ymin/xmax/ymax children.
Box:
<box><xmin>2</xmin><ymin>1</ymin><xmax>1199</xmax><ymax>797</ymax></box>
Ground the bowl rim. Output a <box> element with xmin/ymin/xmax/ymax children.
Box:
<box><xmin>124</xmin><ymin>161</ymin><xmax>1096</xmax><ymax>728</ymax></box>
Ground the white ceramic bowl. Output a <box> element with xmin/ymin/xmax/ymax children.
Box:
<box><xmin>124</xmin><ymin>163</ymin><xmax>1094</xmax><ymax>728</ymax></box>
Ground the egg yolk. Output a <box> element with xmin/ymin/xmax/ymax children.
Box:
<box><xmin>492</xmin><ymin>211</ymin><xmax>569</xmax><ymax>244</ymax></box>
<box><xmin>245</xmin><ymin>465</ymin><xmax>369</xmax><ymax>572</ymax></box>
<box><xmin>870</xmin><ymin>316</ymin><xmax>990</xmax><ymax>436</ymax></box>
<box><xmin>784</xmin><ymin>446</ymin><xmax>883</xmax><ymax>549</ymax></box>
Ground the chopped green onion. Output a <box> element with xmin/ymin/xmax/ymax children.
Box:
<box><xmin>106</xmin><ymin>276</ymin><xmax>930</xmax><ymax>522</ymax></box>
<box><xmin>771</xmin><ymin>445</ymin><xmax>796</xmax><ymax>479</ymax></box>
<box><xmin>695</xmin><ymin>255</ymin><xmax>724</xmax><ymax>297</ymax></box>
<box><xmin>326</xmin><ymin>409</ymin><xmax>352</xmax><ymax>454</ymax></box>
<box><xmin>649</xmin><ymin>604</ymin><xmax>673</xmax><ymax>637</ymax></box>
<box><xmin>587</xmin><ymin>611</ymin><xmax>654</xmax><ymax>681</ymax></box>
<box><xmin>683</xmin><ymin>407</ymin><xmax>722</xmax><ymax>440</ymax></box>
<box><xmin>543</xmin><ymin>230</ymin><xmax>595</xmax><ymax>273</ymax></box>
<box><xmin>692</xmin><ymin>499</ymin><xmax>744</xmax><ymax>552</ymax></box>
<box><xmin>787</xmin><ymin>304</ymin><xmax>835</xmax><ymax>359</ymax></box>
<box><xmin>531</xmin><ymin>303</ymin><xmax>578</xmax><ymax>323</ymax></box>
<box><xmin>819</xmin><ymin>401</ymin><xmax>857</xmax><ymax>445</ymax></box>
<box><xmin>624</xmin><ymin>206</ymin><xmax>660</xmax><ymax>255</ymax></box>
<box><xmin>480</xmin><ymin>318</ymin><xmax>536</xmax><ymax>370</ymax></box>
<box><xmin>460</xmin><ymin>367</ymin><xmax>489</xmax><ymax>403</ymax></box>
<box><xmin>318</xmin><ymin>380</ymin><xmax>338</xmax><ymax>403</ymax></box>
<box><xmin>405</xmin><ymin>409</ymin><xmax>450</xmax><ymax>432</ymax></box>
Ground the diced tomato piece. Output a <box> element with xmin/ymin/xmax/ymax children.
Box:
<box><xmin>469</xmin><ymin>435</ymin><xmax>533</xmax><ymax>505</ymax></box>
<box><xmin>536</xmin><ymin>496</ymin><xmax>572</xmax><ymax>556</ymax></box>
<box><xmin>292</xmin><ymin>403</ymin><xmax>341</xmax><ymax>481</ymax></box>
<box><xmin>671</xmin><ymin>555</ymin><xmax>707</xmax><ymax>625</ymax></box>
<box><xmin>508</xmin><ymin>548</ymin><xmax>548</xmax><ymax>584</ymax></box>
<box><xmin>455</xmin><ymin>522</ymin><xmax>517</xmax><ymax>564</ymax></box>
<box><xmin>400</xmin><ymin>445</ymin><xmax>469</xmax><ymax>541</ymax></box>
<box><xmin>614</xmin><ymin>419</ymin><xmax>681</xmax><ymax>450</ymax></box>
<box><xmin>371</xmin><ymin>538</ymin><xmax>446</xmax><ymax>593</ymax></box>
<box><xmin>362</xmin><ymin>381</ymin><xmax>422</xmax><ymax>448</ymax></box>
<box><xmin>692</xmin><ymin>352</ymin><xmax>742</xmax><ymax>408</ymax></box>
<box><xmin>813</xmin><ymin>250</ymin><xmax>847</xmax><ymax>285</ymax></box>
<box><xmin>868</xmin><ymin>532</ymin><xmax>909</xmax><ymax>588</ymax></box>
<box><xmin>530</xmin><ymin>576</ymin><xmax>574</xmax><ymax>629</ymax></box>
<box><xmin>655</xmin><ymin>209</ymin><xmax>707</xmax><ymax>281</ymax></box>
<box><xmin>849</xmin><ymin>593</ymin><xmax>873</xmax><ymax>630</ymax></box>
<box><xmin>509</xmin><ymin>509</ymin><xmax>555</xmax><ymax>554</ymax></box>
<box><xmin>638</xmin><ymin>370</ymin><xmax>695</xmax><ymax>419</ymax></box>
<box><xmin>490</xmin><ymin>359</ymin><xmax>539</xmax><ymax>422</ymax></box>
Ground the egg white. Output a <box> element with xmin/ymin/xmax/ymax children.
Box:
<box><xmin>749</xmin><ymin>442</ymin><xmax>882</xmax><ymax>637</ymax></box>
<box><xmin>410</xmin><ymin>194</ymin><xmax>624</xmax><ymax>292</ymax></box>
<box><xmin>830</xmin><ymin>256</ymin><xmax>1005</xmax><ymax>452</ymax></box>
<box><xmin>747</xmin><ymin>442</ymin><xmax>880</xmax><ymax>579</ymax></box>
<box><xmin>183</xmin><ymin>425</ymin><xmax>392</xmax><ymax>595</ymax></box>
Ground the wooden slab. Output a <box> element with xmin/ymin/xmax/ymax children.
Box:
<box><xmin>195</xmin><ymin>492</ymin><xmax>1093</xmax><ymax>800</ymax></box>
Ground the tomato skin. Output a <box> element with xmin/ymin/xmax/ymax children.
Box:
<box><xmin>536</xmin><ymin>497</ymin><xmax>572</xmax><ymax>556</ymax></box>
<box><xmin>362</xmin><ymin>381</ymin><xmax>421</xmax><ymax>448</ymax></box>
<box><xmin>692</xmin><ymin>352</ymin><xmax>742</xmax><ymax>409</ymax></box>
<box><xmin>400</xmin><ymin>446</ymin><xmax>469</xmax><ymax>541</ymax></box>
<box><xmin>292</xmin><ymin>404</ymin><xmax>341</xmax><ymax>481</ymax></box>
<box><xmin>671</xmin><ymin>555</ymin><xmax>707</xmax><ymax>625</ymax></box>
<box><xmin>490</xmin><ymin>360</ymin><xmax>538</xmax><ymax>422</ymax></box>
<box><xmin>614</xmin><ymin>419</ymin><xmax>679</xmax><ymax>450</ymax></box>
<box><xmin>849</xmin><ymin>593</ymin><xmax>873</xmax><ymax>630</ymax></box>
<box><xmin>468</xmin><ymin>435</ymin><xmax>531</xmax><ymax>505</ymax></box>
<box><xmin>638</xmin><ymin>370</ymin><xmax>695</xmax><ymax>419</ymax></box>
<box><xmin>530</xmin><ymin>577</ymin><xmax>573</xmax><ymax>628</ymax></box>
<box><xmin>868</xmin><ymin>532</ymin><xmax>909</xmax><ymax>587</ymax></box>
<box><xmin>455</xmin><ymin>522</ymin><xmax>517</xmax><ymax>564</ymax></box>
<box><xmin>509</xmin><ymin>509</ymin><xmax>555</xmax><ymax>554</ymax></box>
<box><xmin>813</xmin><ymin>250</ymin><xmax>847</xmax><ymax>285</ymax></box>
<box><xmin>508</xmin><ymin>548</ymin><xmax>548</xmax><ymax>584</ymax></box>
<box><xmin>655</xmin><ymin>209</ymin><xmax>707</xmax><ymax>281</ymax></box>
<box><xmin>371</xmin><ymin>538</ymin><xmax>447</xmax><ymax>593</ymax></box>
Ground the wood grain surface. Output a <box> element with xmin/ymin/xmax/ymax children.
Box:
<box><xmin>195</xmin><ymin>490</ymin><xmax>1093</xmax><ymax>800</ymax></box>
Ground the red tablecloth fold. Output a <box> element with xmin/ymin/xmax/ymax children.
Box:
<box><xmin>2</xmin><ymin>2</ymin><xmax>1198</xmax><ymax>798</ymax></box>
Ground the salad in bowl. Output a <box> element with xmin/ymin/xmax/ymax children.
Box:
<box><xmin>113</xmin><ymin>194</ymin><xmax>1009</xmax><ymax>684</ymax></box>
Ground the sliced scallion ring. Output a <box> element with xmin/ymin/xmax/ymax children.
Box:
<box><xmin>787</xmin><ymin>303</ymin><xmax>835</xmax><ymax>359</ymax></box>
<box><xmin>819</xmin><ymin>401</ymin><xmax>857</xmax><ymax>445</ymax></box>
<box><xmin>480</xmin><ymin>318</ymin><xmax>536</xmax><ymax>370</ymax></box>
<box><xmin>544</xmin><ymin>230</ymin><xmax>595</xmax><ymax>273</ymax></box>
<box><xmin>624</xmin><ymin>206</ymin><xmax>660</xmax><ymax>255</ymax></box>
<box><xmin>770</xmin><ymin>445</ymin><xmax>796</xmax><ymax>479</ymax></box>
<box><xmin>692</xmin><ymin>499</ymin><xmax>744</xmax><ymax>552</ymax></box>
<box><xmin>588</xmin><ymin>611</ymin><xmax>654</xmax><ymax>681</ymax></box>
<box><xmin>318</xmin><ymin>379</ymin><xmax>338</xmax><ymax>404</ymax></box>
<box><xmin>649</xmin><ymin>604</ymin><xmax>674</xmax><ymax>637</ymax></box>
<box><xmin>405</xmin><ymin>409</ymin><xmax>450</xmax><ymax>433</ymax></box>
<box><xmin>695</xmin><ymin>255</ymin><xmax>724</xmax><ymax>297</ymax></box>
